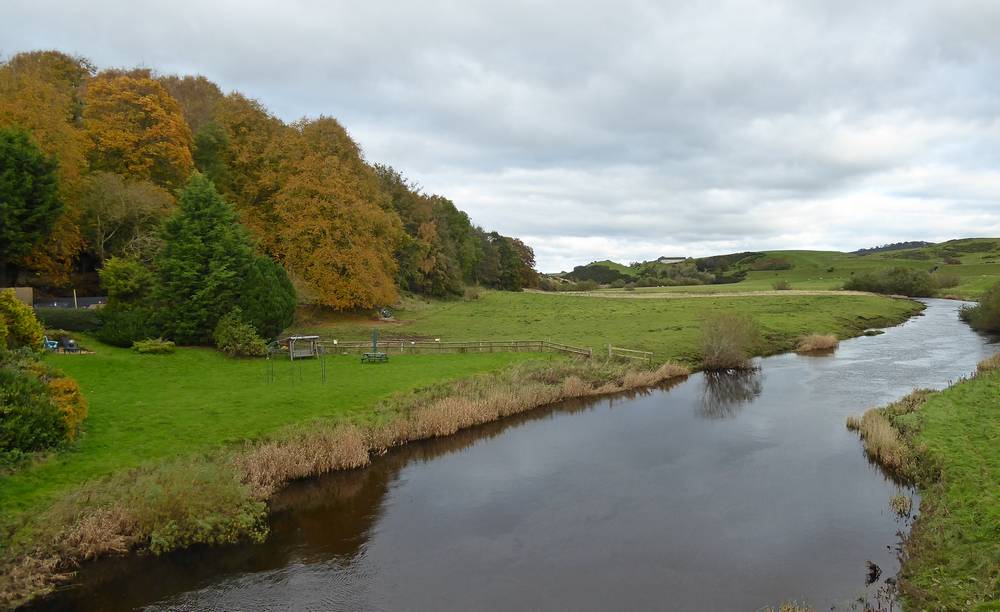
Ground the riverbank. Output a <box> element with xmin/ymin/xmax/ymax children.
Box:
<box><xmin>847</xmin><ymin>360</ymin><xmax>1000</xmax><ymax>610</ymax></box>
<box><xmin>0</xmin><ymin>292</ymin><xmax>922</xmax><ymax>608</ymax></box>
<box><xmin>0</xmin><ymin>357</ymin><xmax>690</xmax><ymax>608</ymax></box>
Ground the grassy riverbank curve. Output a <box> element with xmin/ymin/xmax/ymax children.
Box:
<box><xmin>847</xmin><ymin>361</ymin><xmax>1000</xmax><ymax>610</ymax></box>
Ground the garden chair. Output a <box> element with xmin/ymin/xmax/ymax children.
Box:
<box><xmin>43</xmin><ymin>336</ymin><xmax>59</xmax><ymax>351</ymax></box>
<box><xmin>60</xmin><ymin>337</ymin><xmax>80</xmax><ymax>354</ymax></box>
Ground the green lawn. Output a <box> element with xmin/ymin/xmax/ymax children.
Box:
<box><xmin>0</xmin><ymin>345</ymin><xmax>542</xmax><ymax>520</ymax></box>
<box><xmin>295</xmin><ymin>291</ymin><xmax>921</xmax><ymax>363</ymax></box>
<box><xmin>893</xmin><ymin>371</ymin><xmax>1000</xmax><ymax>609</ymax></box>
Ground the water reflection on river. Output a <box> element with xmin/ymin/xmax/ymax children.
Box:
<box><xmin>39</xmin><ymin>300</ymin><xmax>995</xmax><ymax>611</ymax></box>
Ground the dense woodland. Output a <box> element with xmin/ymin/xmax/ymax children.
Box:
<box><xmin>0</xmin><ymin>50</ymin><xmax>537</xmax><ymax>310</ymax></box>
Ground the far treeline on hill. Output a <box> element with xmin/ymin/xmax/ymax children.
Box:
<box><xmin>0</xmin><ymin>50</ymin><xmax>537</xmax><ymax>314</ymax></box>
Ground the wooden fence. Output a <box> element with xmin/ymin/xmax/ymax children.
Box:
<box><xmin>317</xmin><ymin>339</ymin><xmax>593</xmax><ymax>358</ymax></box>
<box><xmin>606</xmin><ymin>344</ymin><xmax>654</xmax><ymax>363</ymax></box>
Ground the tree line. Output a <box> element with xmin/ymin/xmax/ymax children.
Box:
<box><xmin>0</xmin><ymin>50</ymin><xmax>537</xmax><ymax>310</ymax></box>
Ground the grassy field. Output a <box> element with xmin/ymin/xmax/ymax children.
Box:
<box><xmin>294</xmin><ymin>291</ymin><xmax>922</xmax><ymax>363</ymax></box>
<box><xmin>851</xmin><ymin>368</ymin><xmax>1000</xmax><ymax>609</ymax></box>
<box><xmin>0</xmin><ymin>345</ymin><xmax>543</xmax><ymax>522</ymax></box>
<box><xmin>569</xmin><ymin>238</ymin><xmax>1000</xmax><ymax>299</ymax></box>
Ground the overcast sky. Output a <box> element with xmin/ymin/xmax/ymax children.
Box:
<box><xmin>4</xmin><ymin>1</ymin><xmax>1000</xmax><ymax>271</ymax></box>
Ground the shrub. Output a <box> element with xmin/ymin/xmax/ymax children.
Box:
<box><xmin>132</xmin><ymin>338</ymin><xmax>176</xmax><ymax>354</ymax></box>
<box><xmin>959</xmin><ymin>281</ymin><xmax>1000</xmax><ymax>332</ymax></box>
<box><xmin>0</xmin><ymin>366</ymin><xmax>66</xmax><ymax>453</ymax></box>
<box><xmin>700</xmin><ymin>312</ymin><xmax>761</xmax><ymax>370</ymax></box>
<box><xmin>609</xmin><ymin>279</ymin><xmax>626</xmax><ymax>289</ymax></box>
<box><xmin>772</xmin><ymin>280</ymin><xmax>792</xmax><ymax>290</ymax></box>
<box><xmin>931</xmin><ymin>271</ymin><xmax>960</xmax><ymax>289</ymax></box>
<box><xmin>942</xmin><ymin>256</ymin><xmax>962</xmax><ymax>265</ymax></box>
<box><xmin>463</xmin><ymin>286</ymin><xmax>481</xmax><ymax>301</ymax></box>
<box><xmin>0</xmin><ymin>289</ymin><xmax>44</xmax><ymax>349</ymax></box>
<box><xmin>33</xmin><ymin>307</ymin><xmax>101</xmax><ymax>332</ymax></box>
<box><xmin>96</xmin><ymin>305</ymin><xmax>159</xmax><ymax>347</ymax></box>
<box><xmin>535</xmin><ymin>277</ymin><xmax>558</xmax><ymax>292</ymax></box>
<box><xmin>843</xmin><ymin>267</ymin><xmax>936</xmax><ymax>297</ymax></box>
<box><xmin>213</xmin><ymin>308</ymin><xmax>267</xmax><ymax>357</ymax></box>
<box><xmin>796</xmin><ymin>334</ymin><xmax>839</xmax><ymax>353</ymax></box>
<box><xmin>46</xmin><ymin>376</ymin><xmax>88</xmax><ymax>441</ymax></box>
<box><xmin>99</xmin><ymin>257</ymin><xmax>153</xmax><ymax>305</ymax></box>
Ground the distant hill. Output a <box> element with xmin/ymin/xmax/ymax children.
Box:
<box><xmin>853</xmin><ymin>241</ymin><xmax>934</xmax><ymax>255</ymax></box>
<box><xmin>552</xmin><ymin>238</ymin><xmax>1000</xmax><ymax>298</ymax></box>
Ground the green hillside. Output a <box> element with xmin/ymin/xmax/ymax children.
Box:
<box><xmin>558</xmin><ymin>239</ymin><xmax>1000</xmax><ymax>299</ymax></box>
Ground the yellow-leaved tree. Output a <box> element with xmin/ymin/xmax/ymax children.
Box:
<box><xmin>83</xmin><ymin>72</ymin><xmax>193</xmax><ymax>189</ymax></box>
<box><xmin>273</xmin><ymin>117</ymin><xmax>403</xmax><ymax>309</ymax></box>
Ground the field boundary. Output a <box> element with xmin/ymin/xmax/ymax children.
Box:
<box><xmin>607</xmin><ymin>345</ymin><xmax>654</xmax><ymax>363</ymax></box>
<box><xmin>318</xmin><ymin>339</ymin><xmax>594</xmax><ymax>358</ymax></box>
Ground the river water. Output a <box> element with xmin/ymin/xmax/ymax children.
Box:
<box><xmin>38</xmin><ymin>299</ymin><xmax>995</xmax><ymax>611</ymax></box>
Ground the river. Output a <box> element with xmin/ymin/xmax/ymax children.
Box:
<box><xmin>37</xmin><ymin>299</ymin><xmax>995</xmax><ymax>611</ymax></box>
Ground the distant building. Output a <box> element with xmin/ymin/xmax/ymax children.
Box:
<box><xmin>656</xmin><ymin>257</ymin><xmax>685</xmax><ymax>265</ymax></box>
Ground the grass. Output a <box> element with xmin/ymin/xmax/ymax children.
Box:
<box><xmin>292</xmin><ymin>291</ymin><xmax>921</xmax><ymax>364</ymax></box>
<box><xmin>0</xmin><ymin>343</ymin><xmax>543</xmax><ymax>522</ymax></box>
<box><xmin>847</xmin><ymin>371</ymin><xmax>1000</xmax><ymax>610</ymax></box>
<box><xmin>575</xmin><ymin>238</ymin><xmax>1000</xmax><ymax>299</ymax></box>
<box><xmin>795</xmin><ymin>334</ymin><xmax>839</xmax><ymax>353</ymax></box>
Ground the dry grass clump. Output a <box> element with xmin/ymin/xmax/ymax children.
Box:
<box><xmin>1</xmin><ymin>456</ymin><xmax>267</xmax><ymax>608</ymax></box>
<box><xmin>846</xmin><ymin>391</ymin><xmax>932</xmax><ymax>477</ymax></box>
<box><xmin>234</xmin><ymin>424</ymin><xmax>371</xmax><ymax>499</ymax></box>
<box><xmin>851</xmin><ymin>410</ymin><xmax>910</xmax><ymax>472</ymax></box>
<box><xmin>700</xmin><ymin>312</ymin><xmax>761</xmax><ymax>370</ymax></box>
<box><xmin>889</xmin><ymin>493</ymin><xmax>912</xmax><ymax>517</ymax></box>
<box><xmin>976</xmin><ymin>352</ymin><xmax>1000</xmax><ymax>374</ymax></box>
<box><xmin>795</xmin><ymin>334</ymin><xmax>839</xmax><ymax>354</ymax></box>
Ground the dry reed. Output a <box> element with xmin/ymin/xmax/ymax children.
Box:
<box><xmin>795</xmin><ymin>334</ymin><xmax>839</xmax><ymax>354</ymax></box>
<box><xmin>889</xmin><ymin>494</ymin><xmax>912</xmax><ymax>517</ymax></box>
<box><xmin>846</xmin><ymin>390</ymin><xmax>931</xmax><ymax>477</ymax></box>
<box><xmin>976</xmin><ymin>352</ymin><xmax>1000</xmax><ymax>374</ymax></box>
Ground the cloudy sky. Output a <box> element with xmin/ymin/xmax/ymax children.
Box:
<box><xmin>4</xmin><ymin>1</ymin><xmax>1000</xmax><ymax>271</ymax></box>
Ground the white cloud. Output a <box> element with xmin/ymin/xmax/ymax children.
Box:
<box><xmin>3</xmin><ymin>0</ymin><xmax>1000</xmax><ymax>270</ymax></box>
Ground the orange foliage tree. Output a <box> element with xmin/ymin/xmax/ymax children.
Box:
<box><xmin>83</xmin><ymin>73</ymin><xmax>193</xmax><ymax>189</ymax></box>
<box><xmin>0</xmin><ymin>52</ymin><xmax>93</xmax><ymax>286</ymax></box>
<box><xmin>272</xmin><ymin>117</ymin><xmax>402</xmax><ymax>309</ymax></box>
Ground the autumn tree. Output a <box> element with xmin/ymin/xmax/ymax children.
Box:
<box><xmin>83</xmin><ymin>73</ymin><xmax>193</xmax><ymax>189</ymax></box>
<box><xmin>78</xmin><ymin>172</ymin><xmax>173</xmax><ymax>262</ymax></box>
<box><xmin>209</xmin><ymin>93</ymin><xmax>293</xmax><ymax>244</ymax></box>
<box><xmin>0</xmin><ymin>128</ymin><xmax>63</xmax><ymax>285</ymax></box>
<box><xmin>273</xmin><ymin>118</ymin><xmax>402</xmax><ymax>309</ymax></box>
<box><xmin>159</xmin><ymin>74</ymin><xmax>224</xmax><ymax>133</ymax></box>
<box><xmin>0</xmin><ymin>51</ymin><xmax>91</xmax><ymax>285</ymax></box>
